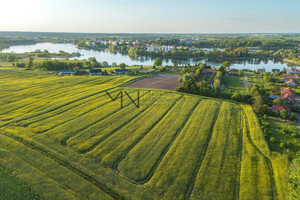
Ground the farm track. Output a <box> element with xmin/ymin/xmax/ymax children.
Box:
<box><xmin>243</xmin><ymin>110</ymin><xmax>278</xmax><ymax>200</ymax></box>
<box><xmin>0</xmin><ymin>130</ymin><xmax>122</xmax><ymax>200</ymax></box>
<box><xmin>184</xmin><ymin>102</ymin><xmax>223</xmax><ymax>200</ymax></box>
<box><xmin>111</xmin><ymin>95</ymin><xmax>184</xmax><ymax>171</ymax></box>
<box><xmin>135</xmin><ymin>99</ymin><xmax>202</xmax><ymax>184</ymax></box>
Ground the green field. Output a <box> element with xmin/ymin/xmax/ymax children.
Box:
<box><xmin>0</xmin><ymin>67</ymin><xmax>289</xmax><ymax>199</ymax></box>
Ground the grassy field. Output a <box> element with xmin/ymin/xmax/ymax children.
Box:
<box><xmin>0</xmin><ymin>167</ymin><xmax>41</xmax><ymax>200</ymax></box>
<box><xmin>0</xmin><ymin>67</ymin><xmax>290</xmax><ymax>199</ymax></box>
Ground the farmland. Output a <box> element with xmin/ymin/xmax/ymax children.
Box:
<box><xmin>0</xmin><ymin>67</ymin><xmax>290</xmax><ymax>199</ymax></box>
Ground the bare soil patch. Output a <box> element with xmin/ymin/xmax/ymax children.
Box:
<box><xmin>125</xmin><ymin>73</ymin><xmax>182</xmax><ymax>91</ymax></box>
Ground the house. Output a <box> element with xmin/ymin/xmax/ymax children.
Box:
<box><xmin>201</xmin><ymin>68</ymin><xmax>218</xmax><ymax>75</ymax></box>
<box><xmin>59</xmin><ymin>69</ymin><xmax>76</xmax><ymax>75</ymax></box>
<box><xmin>256</xmin><ymin>68</ymin><xmax>265</xmax><ymax>74</ymax></box>
<box><xmin>288</xmin><ymin>68</ymin><xmax>300</xmax><ymax>74</ymax></box>
<box><xmin>280</xmin><ymin>77</ymin><xmax>291</xmax><ymax>83</ymax></box>
<box><xmin>228</xmin><ymin>68</ymin><xmax>238</xmax><ymax>75</ymax></box>
<box><xmin>280</xmin><ymin>87</ymin><xmax>296</xmax><ymax>104</ymax></box>
<box><xmin>270</xmin><ymin>105</ymin><xmax>291</xmax><ymax>113</ymax></box>
<box><xmin>285</xmin><ymin>79</ymin><xmax>298</xmax><ymax>87</ymax></box>
<box><xmin>281</xmin><ymin>87</ymin><xmax>296</xmax><ymax>96</ymax></box>
<box><xmin>114</xmin><ymin>69</ymin><xmax>130</xmax><ymax>75</ymax></box>
<box><xmin>89</xmin><ymin>69</ymin><xmax>102</xmax><ymax>75</ymax></box>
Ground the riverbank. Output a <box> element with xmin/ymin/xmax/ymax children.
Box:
<box><xmin>283</xmin><ymin>58</ymin><xmax>300</xmax><ymax>66</ymax></box>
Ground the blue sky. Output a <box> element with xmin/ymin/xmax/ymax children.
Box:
<box><xmin>0</xmin><ymin>0</ymin><xmax>299</xmax><ymax>33</ymax></box>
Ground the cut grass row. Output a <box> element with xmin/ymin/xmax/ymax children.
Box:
<box><xmin>145</xmin><ymin>100</ymin><xmax>222</xmax><ymax>200</ymax></box>
<box><xmin>118</xmin><ymin>96</ymin><xmax>201</xmax><ymax>182</ymax></box>
<box><xmin>189</xmin><ymin>102</ymin><xmax>242</xmax><ymax>200</ymax></box>
<box><xmin>87</xmin><ymin>93</ymin><xmax>183</xmax><ymax>168</ymax></box>
<box><xmin>239</xmin><ymin>108</ymin><xmax>275</xmax><ymax>200</ymax></box>
<box><xmin>0</xmin><ymin>126</ymin><xmax>160</xmax><ymax>200</ymax></box>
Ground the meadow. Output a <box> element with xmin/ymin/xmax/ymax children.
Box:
<box><xmin>0</xmin><ymin>67</ymin><xmax>289</xmax><ymax>199</ymax></box>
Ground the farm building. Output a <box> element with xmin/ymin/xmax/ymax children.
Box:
<box><xmin>201</xmin><ymin>68</ymin><xmax>218</xmax><ymax>74</ymax></box>
<box><xmin>114</xmin><ymin>69</ymin><xmax>130</xmax><ymax>75</ymax></box>
<box><xmin>89</xmin><ymin>69</ymin><xmax>102</xmax><ymax>75</ymax></box>
<box><xmin>59</xmin><ymin>69</ymin><xmax>76</xmax><ymax>75</ymax></box>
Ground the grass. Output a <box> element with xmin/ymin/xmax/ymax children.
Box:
<box><xmin>0</xmin><ymin>167</ymin><xmax>41</xmax><ymax>200</ymax></box>
<box><xmin>0</xmin><ymin>67</ymin><xmax>292</xmax><ymax>199</ymax></box>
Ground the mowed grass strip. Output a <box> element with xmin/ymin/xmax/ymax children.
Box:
<box><xmin>0</xmin><ymin>133</ymin><xmax>114</xmax><ymax>200</ymax></box>
<box><xmin>189</xmin><ymin>102</ymin><xmax>242</xmax><ymax>200</ymax></box>
<box><xmin>145</xmin><ymin>100</ymin><xmax>222</xmax><ymax>200</ymax></box>
<box><xmin>239</xmin><ymin>112</ymin><xmax>273</xmax><ymax>200</ymax></box>
<box><xmin>242</xmin><ymin>105</ymin><xmax>271</xmax><ymax>156</ymax></box>
<box><xmin>118</xmin><ymin>96</ymin><xmax>201</xmax><ymax>182</ymax></box>
<box><xmin>86</xmin><ymin>93</ymin><xmax>183</xmax><ymax>167</ymax></box>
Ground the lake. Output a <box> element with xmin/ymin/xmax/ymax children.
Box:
<box><xmin>2</xmin><ymin>43</ymin><xmax>299</xmax><ymax>72</ymax></box>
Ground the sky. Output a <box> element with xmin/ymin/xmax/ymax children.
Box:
<box><xmin>0</xmin><ymin>0</ymin><xmax>299</xmax><ymax>33</ymax></box>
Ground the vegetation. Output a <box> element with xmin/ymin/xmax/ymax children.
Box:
<box><xmin>0</xmin><ymin>167</ymin><xmax>41</xmax><ymax>200</ymax></box>
<box><xmin>0</xmin><ymin>66</ymin><xmax>295</xmax><ymax>199</ymax></box>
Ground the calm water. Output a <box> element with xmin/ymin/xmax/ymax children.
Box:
<box><xmin>2</xmin><ymin>43</ymin><xmax>299</xmax><ymax>72</ymax></box>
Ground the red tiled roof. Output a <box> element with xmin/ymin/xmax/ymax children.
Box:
<box><xmin>281</xmin><ymin>87</ymin><xmax>296</xmax><ymax>95</ymax></box>
<box><xmin>280</xmin><ymin>93</ymin><xmax>296</xmax><ymax>101</ymax></box>
<box><xmin>271</xmin><ymin>105</ymin><xmax>291</xmax><ymax>112</ymax></box>
<box><xmin>285</xmin><ymin>79</ymin><xmax>297</xmax><ymax>85</ymax></box>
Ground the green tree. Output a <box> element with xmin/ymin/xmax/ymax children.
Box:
<box><xmin>26</xmin><ymin>56</ymin><xmax>34</xmax><ymax>70</ymax></box>
<box><xmin>280</xmin><ymin>110</ymin><xmax>288</xmax><ymax>119</ymax></box>
<box><xmin>231</xmin><ymin>92</ymin><xmax>242</xmax><ymax>102</ymax></box>
<box><xmin>7</xmin><ymin>55</ymin><xmax>17</xmax><ymax>62</ymax></box>
<box><xmin>238</xmin><ymin>70</ymin><xmax>243</xmax><ymax>76</ymax></box>
<box><xmin>154</xmin><ymin>58</ymin><xmax>162</xmax><ymax>66</ymax></box>
<box><xmin>290</xmin><ymin>113</ymin><xmax>297</xmax><ymax>121</ymax></box>
<box><xmin>273</xmin><ymin>98</ymin><xmax>284</xmax><ymax>105</ymax></box>
<box><xmin>222</xmin><ymin>61</ymin><xmax>231</xmax><ymax>68</ymax></box>
<box><xmin>213</xmin><ymin>78</ymin><xmax>221</xmax><ymax>90</ymax></box>
<box><xmin>119</xmin><ymin>63</ymin><xmax>126</xmax><ymax>70</ymax></box>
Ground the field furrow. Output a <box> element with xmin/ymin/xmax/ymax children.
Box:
<box><xmin>145</xmin><ymin>100</ymin><xmax>222</xmax><ymax>200</ymax></box>
<box><xmin>86</xmin><ymin>94</ymin><xmax>183</xmax><ymax>167</ymax></box>
<box><xmin>118</xmin><ymin>96</ymin><xmax>201</xmax><ymax>182</ymax></box>
<box><xmin>189</xmin><ymin>102</ymin><xmax>242</xmax><ymax>200</ymax></box>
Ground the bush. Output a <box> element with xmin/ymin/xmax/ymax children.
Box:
<box><xmin>280</xmin><ymin>110</ymin><xmax>288</xmax><ymax>119</ymax></box>
<box><xmin>270</xmin><ymin>137</ymin><xmax>276</xmax><ymax>143</ymax></box>
<box><xmin>280</xmin><ymin>142</ymin><xmax>287</xmax><ymax>149</ymax></box>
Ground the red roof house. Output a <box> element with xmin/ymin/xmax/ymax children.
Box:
<box><xmin>270</xmin><ymin>105</ymin><xmax>291</xmax><ymax>113</ymax></box>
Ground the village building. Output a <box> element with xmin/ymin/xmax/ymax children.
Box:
<box><xmin>89</xmin><ymin>69</ymin><xmax>102</xmax><ymax>75</ymax></box>
<box><xmin>59</xmin><ymin>69</ymin><xmax>76</xmax><ymax>75</ymax></box>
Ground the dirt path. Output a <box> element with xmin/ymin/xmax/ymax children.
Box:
<box><xmin>243</xmin><ymin>76</ymin><xmax>250</xmax><ymax>88</ymax></box>
<box><xmin>125</xmin><ymin>74</ymin><xmax>182</xmax><ymax>91</ymax></box>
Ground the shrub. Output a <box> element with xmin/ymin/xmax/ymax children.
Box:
<box><xmin>270</xmin><ymin>137</ymin><xmax>276</xmax><ymax>143</ymax></box>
